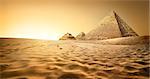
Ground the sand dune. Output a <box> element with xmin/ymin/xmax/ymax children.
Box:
<box><xmin>74</xmin><ymin>36</ymin><xmax>149</xmax><ymax>45</ymax></box>
<box><xmin>97</xmin><ymin>36</ymin><xmax>149</xmax><ymax>45</ymax></box>
<box><xmin>0</xmin><ymin>36</ymin><xmax>149</xmax><ymax>79</ymax></box>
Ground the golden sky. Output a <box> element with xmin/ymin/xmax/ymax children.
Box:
<box><xmin>0</xmin><ymin>0</ymin><xmax>149</xmax><ymax>40</ymax></box>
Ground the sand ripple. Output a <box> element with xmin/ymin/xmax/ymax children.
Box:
<box><xmin>0</xmin><ymin>37</ymin><xmax>149</xmax><ymax>79</ymax></box>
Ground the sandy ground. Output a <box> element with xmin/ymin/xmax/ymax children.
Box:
<box><xmin>0</xmin><ymin>36</ymin><xmax>149</xmax><ymax>79</ymax></box>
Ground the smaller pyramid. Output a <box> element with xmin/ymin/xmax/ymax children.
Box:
<box><xmin>59</xmin><ymin>33</ymin><xmax>76</xmax><ymax>40</ymax></box>
<box><xmin>84</xmin><ymin>11</ymin><xmax>138</xmax><ymax>40</ymax></box>
<box><xmin>76</xmin><ymin>32</ymin><xmax>85</xmax><ymax>40</ymax></box>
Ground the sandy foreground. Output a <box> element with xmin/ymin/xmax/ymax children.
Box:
<box><xmin>0</xmin><ymin>36</ymin><xmax>149</xmax><ymax>79</ymax></box>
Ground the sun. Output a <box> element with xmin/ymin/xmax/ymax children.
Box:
<box><xmin>11</xmin><ymin>31</ymin><xmax>60</xmax><ymax>40</ymax></box>
<box><xmin>8</xmin><ymin>23</ymin><xmax>61</xmax><ymax>40</ymax></box>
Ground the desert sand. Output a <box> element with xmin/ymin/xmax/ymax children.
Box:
<box><xmin>0</xmin><ymin>36</ymin><xmax>149</xmax><ymax>79</ymax></box>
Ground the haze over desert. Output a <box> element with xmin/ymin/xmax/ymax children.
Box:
<box><xmin>0</xmin><ymin>11</ymin><xmax>150</xmax><ymax>79</ymax></box>
<box><xmin>0</xmin><ymin>0</ymin><xmax>149</xmax><ymax>79</ymax></box>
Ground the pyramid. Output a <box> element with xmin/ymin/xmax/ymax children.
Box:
<box><xmin>59</xmin><ymin>33</ymin><xmax>76</xmax><ymax>40</ymax></box>
<box><xmin>84</xmin><ymin>11</ymin><xmax>138</xmax><ymax>40</ymax></box>
<box><xmin>76</xmin><ymin>32</ymin><xmax>85</xmax><ymax>40</ymax></box>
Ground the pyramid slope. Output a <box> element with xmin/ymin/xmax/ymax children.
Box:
<box><xmin>114</xmin><ymin>12</ymin><xmax>139</xmax><ymax>37</ymax></box>
<box><xmin>84</xmin><ymin>11</ymin><xmax>138</xmax><ymax>40</ymax></box>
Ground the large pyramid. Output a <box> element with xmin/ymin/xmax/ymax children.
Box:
<box><xmin>83</xmin><ymin>11</ymin><xmax>138</xmax><ymax>40</ymax></box>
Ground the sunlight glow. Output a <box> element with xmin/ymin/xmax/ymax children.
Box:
<box><xmin>8</xmin><ymin>22</ymin><xmax>61</xmax><ymax>40</ymax></box>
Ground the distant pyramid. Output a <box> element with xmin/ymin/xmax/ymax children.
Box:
<box><xmin>84</xmin><ymin>11</ymin><xmax>138</xmax><ymax>40</ymax></box>
<box><xmin>59</xmin><ymin>33</ymin><xmax>76</xmax><ymax>40</ymax></box>
<box><xmin>76</xmin><ymin>32</ymin><xmax>85</xmax><ymax>40</ymax></box>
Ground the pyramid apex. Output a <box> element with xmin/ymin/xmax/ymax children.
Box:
<box><xmin>112</xmin><ymin>10</ymin><xmax>116</xmax><ymax>13</ymax></box>
<box><xmin>111</xmin><ymin>11</ymin><xmax>118</xmax><ymax>17</ymax></box>
<box><xmin>107</xmin><ymin>10</ymin><xmax>118</xmax><ymax>17</ymax></box>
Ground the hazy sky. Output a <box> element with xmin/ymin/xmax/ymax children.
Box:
<box><xmin>0</xmin><ymin>0</ymin><xmax>149</xmax><ymax>40</ymax></box>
